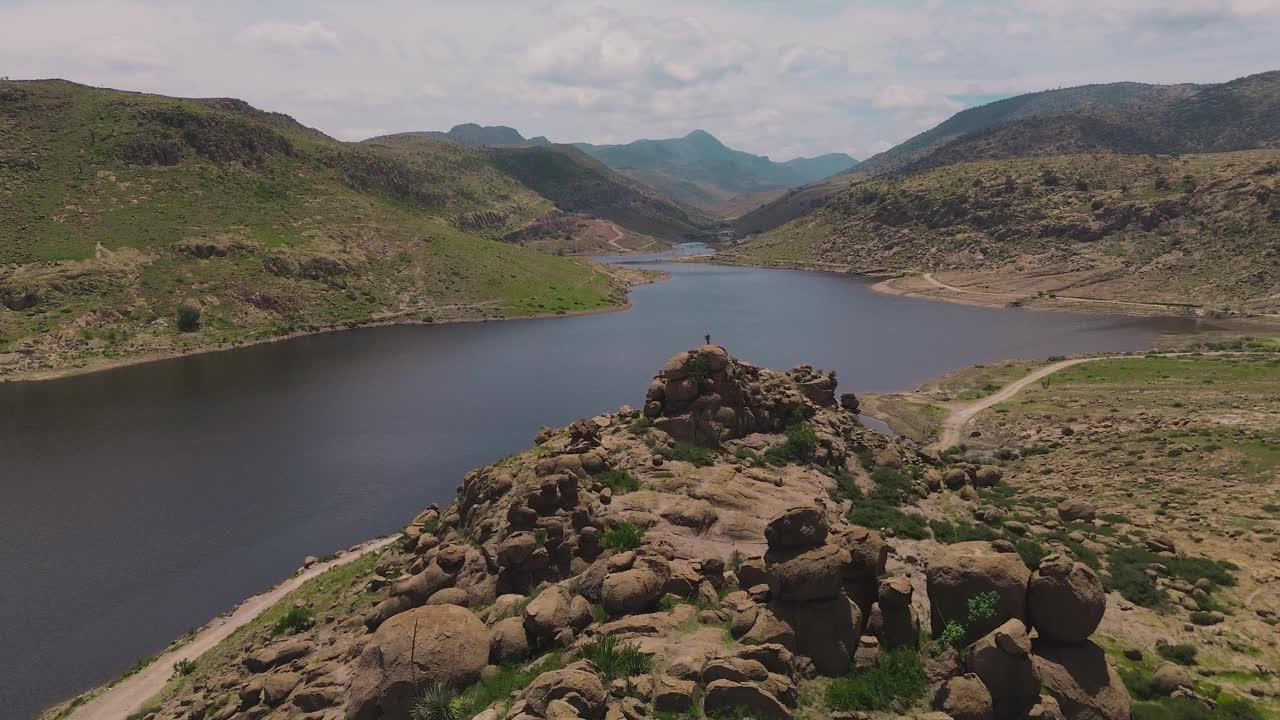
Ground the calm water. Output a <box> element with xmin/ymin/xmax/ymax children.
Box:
<box><xmin>0</xmin><ymin>261</ymin><xmax>1203</xmax><ymax>717</ymax></box>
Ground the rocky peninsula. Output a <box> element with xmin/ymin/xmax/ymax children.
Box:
<box><xmin>57</xmin><ymin>346</ymin><xmax>1246</xmax><ymax>720</ymax></box>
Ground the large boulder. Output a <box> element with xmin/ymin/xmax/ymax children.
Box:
<box><xmin>524</xmin><ymin>585</ymin><xmax>575</xmax><ymax>641</ymax></box>
<box><xmin>703</xmin><ymin>679</ymin><xmax>792</xmax><ymax>720</ymax></box>
<box><xmin>934</xmin><ymin>674</ymin><xmax>995</xmax><ymax>720</ymax></box>
<box><xmin>244</xmin><ymin>639</ymin><xmax>313</xmax><ymax>673</ymax></box>
<box><xmin>1151</xmin><ymin>663</ymin><xmax>1194</xmax><ymax>696</ymax></box>
<box><xmin>519</xmin><ymin>662</ymin><xmax>608</xmax><ymax>719</ymax></box>
<box><xmin>347</xmin><ymin>605</ymin><xmax>488</xmax><ymax>720</ymax></box>
<box><xmin>927</xmin><ymin>542</ymin><xmax>1031</xmax><ymax>644</ymax></box>
<box><xmin>777</xmin><ymin>594</ymin><xmax>862</xmax><ymax>676</ymax></box>
<box><xmin>766</xmin><ymin>544</ymin><xmax>850</xmax><ymax>602</ymax></box>
<box><xmin>967</xmin><ymin>619</ymin><xmax>1040</xmax><ymax>720</ymax></box>
<box><xmin>765</xmin><ymin>506</ymin><xmax>829</xmax><ymax>549</ymax></box>
<box><xmin>602</xmin><ymin>568</ymin><xmax>664</xmax><ymax>614</ymax></box>
<box><xmin>1032</xmin><ymin>640</ymin><xmax>1131</xmax><ymax>720</ymax></box>
<box><xmin>834</xmin><ymin>526</ymin><xmax>889</xmax><ymax>613</ymax></box>
<box><xmin>1056</xmin><ymin>499</ymin><xmax>1096</xmax><ymax>524</ymax></box>
<box><xmin>1027</xmin><ymin>555</ymin><xmax>1106</xmax><ymax>644</ymax></box>
<box><xmin>489</xmin><ymin>616</ymin><xmax>530</xmax><ymax>664</ymax></box>
<box><xmin>867</xmin><ymin>576</ymin><xmax>919</xmax><ymax>650</ymax></box>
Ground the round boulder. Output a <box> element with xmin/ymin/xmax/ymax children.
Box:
<box><xmin>927</xmin><ymin>541</ymin><xmax>1031</xmax><ymax>644</ymax></box>
<box><xmin>1027</xmin><ymin>555</ymin><xmax>1105</xmax><ymax>644</ymax></box>
<box><xmin>764</xmin><ymin>506</ymin><xmax>829</xmax><ymax>549</ymax></box>
<box><xmin>934</xmin><ymin>673</ymin><xmax>995</xmax><ymax>720</ymax></box>
<box><xmin>1151</xmin><ymin>663</ymin><xmax>1194</xmax><ymax>696</ymax></box>
<box><xmin>1032</xmin><ymin>640</ymin><xmax>1130</xmax><ymax>720</ymax></box>
<box><xmin>1056</xmin><ymin>499</ymin><xmax>1096</xmax><ymax>524</ymax></box>
<box><xmin>347</xmin><ymin>605</ymin><xmax>488</xmax><ymax>720</ymax></box>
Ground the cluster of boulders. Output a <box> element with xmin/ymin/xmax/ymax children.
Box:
<box><xmin>926</xmin><ymin>542</ymin><xmax>1128</xmax><ymax>720</ymax></box>
<box><xmin>642</xmin><ymin>345</ymin><xmax>850</xmax><ymax>449</ymax></box>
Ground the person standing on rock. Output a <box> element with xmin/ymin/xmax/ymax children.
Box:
<box><xmin>705</xmin><ymin>332</ymin><xmax>712</xmax><ymax>345</ymax></box>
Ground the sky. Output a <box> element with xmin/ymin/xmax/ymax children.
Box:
<box><xmin>2</xmin><ymin>0</ymin><xmax>1278</xmax><ymax>161</ymax></box>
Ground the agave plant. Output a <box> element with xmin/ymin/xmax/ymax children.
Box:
<box><xmin>410</xmin><ymin>683</ymin><xmax>463</xmax><ymax>720</ymax></box>
<box><xmin>580</xmin><ymin>635</ymin><xmax>652</xmax><ymax>680</ymax></box>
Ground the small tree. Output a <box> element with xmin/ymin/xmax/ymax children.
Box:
<box><xmin>176</xmin><ymin>304</ymin><xmax>201</xmax><ymax>332</ymax></box>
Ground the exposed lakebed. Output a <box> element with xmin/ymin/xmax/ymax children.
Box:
<box><xmin>1</xmin><ymin>258</ymin><xmax>1205</xmax><ymax>717</ymax></box>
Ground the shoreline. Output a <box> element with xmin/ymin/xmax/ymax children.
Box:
<box><xmin>1</xmin><ymin>266</ymin><xmax>669</xmax><ymax>384</ymax></box>
<box><xmin>709</xmin><ymin>254</ymin><xmax>1280</xmax><ymax>322</ymax></box>
<box><xmin>50</xmin><ymin>536</ymin><xmax>399</xmax><ymax>720</ymax></box>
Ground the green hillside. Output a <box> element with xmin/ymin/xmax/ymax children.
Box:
<box><xmin>0</xmin><ymin>80</ymin><xmax>628</xmax><ymax>378</ymax></box>
<box><xmin>734</xmin><ymin>70</ymin><xmax>1280</xmax><ymax>237</ymax></box>
<box><xmin>725</xmin><ymin>150</ymin><xmax>1280</xmax><ymax>314</ymax></box>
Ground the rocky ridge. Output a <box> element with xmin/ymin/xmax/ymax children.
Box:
<box><xmin>130</xmin><ymin>347</ymin><xmax>1133</xmax><ymax>720</ymax></box>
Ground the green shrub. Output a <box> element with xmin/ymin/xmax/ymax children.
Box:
<box><xmin>1157</xmin><ymin>643</ymin><xmax>1198</xmax><ymax>666</ymax></box>
<box><xmin>685</xmin><ymin>355</ymin><xmax>710</xmax><ymax>383</ymax></box>
<box><xmin>580</xmin><ymin>635</ymin><xmax>651</xmax><ymax>680</ymax></box>
<box><xmin>452</xmin><ymin>653</ymin><xmax>564</xmax><ymax>718</ymax></box>
<box><xmin>597</xmin><ymin>469</ymin><xmax>640</xmax><ymax>494</ymax></box>
<box><xmin>602</xmin><ymin>523</ymin><xmax>645</xmax><ymax>551</ymax></box>
<box><xmin>656</xmin><ymin>441</ymin><xmax>716</xmax><ymax>467</ymax></box>
<box><xmin>1011</xmin><ymin>537</ymin><xmax>1052</xmax><ymax>569</ymax></box>
<box><xmin>171</xmin><ymin>658</ymin><xmax>196</xmax><ymax>678</ymax></box>
<box><xmin>272</xmin><ymin>606</ymin><xmax>314</xmax><ymax>635</ymax></box>
<box><xmin>826</xmin><ymin>647</ymin><xmax>927</xmax><ymax>710</ymax></box>
<box><xmin>176</xmin><ymin>303</ymin><xmax>202</xmax><ymax>332</ymax></box>
<box><xmin>1189</xmin><ymin>611</ymin><xmax>1220</xmax><ymax>626</ymax></box>
<box><xmin>846</xmin><ymin>467</ymin><xmax>928</xmax><ymax>539</ymax></box>
<box><xmin>411</xmin><ymin>684</ymin><xmax>462</xmax><ymax>720</ymax></box>
<box><xmin>1108</xmin><ymin>546</ymin><xmax>1236</xmax><ymax>609</ymax></box>
<box><xmin>628</xmin><ymin>417</ymin><xmax>652</xmax><ymax>435</ymax></box>
<box><xmin>930</xmin><ymin>519</ymin><xmax>999</xmax><ymax>544</ymax></box>
<box><xmin>764</xmin><ymin>422</ymin><xmax>819</xmax><ymax>465</ymax></box>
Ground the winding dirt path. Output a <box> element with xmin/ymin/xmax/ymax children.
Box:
<box><xmin>920</xmin><ymin>273</ymin><xmax>1197</xmax><ymax>313</ymax></box>
<box><xmin>64</xmin><ymin>536</ymin><xmax>397</xmax><ymax>720</ymax></box>
<box><xmin>932</xmin><ymin>357</ymin><xmax>1098</xmax><ymax>451</ymax></box>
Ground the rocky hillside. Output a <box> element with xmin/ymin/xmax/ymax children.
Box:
<box><xmin>577</xmin><ymin>130</ymin><xmax>858</xmax><ymax>215</ymax></box>
<box><xmin>0</xmin><ymin>80</ymin><xmax>637</xmax><ymax>379</ymax></box>
<box><xmin>61</xmin><ymin>346</ymin><xmax>1261</xmax><ymax>720</ymax></box>
<box><xmin>734</xmin><ymin>70</ymin><xmax>1279</xmax><ymax>237</ymax></box>
<box><xmin>725</xmin><ymin>150</ymin><xmax>1280</xmax><ymax>315</ymax></box>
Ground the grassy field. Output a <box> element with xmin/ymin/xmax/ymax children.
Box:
<box><xmin>0</xmin><ymin>80</ymin><xmax>636</xmax><ymax>377</ymax></box>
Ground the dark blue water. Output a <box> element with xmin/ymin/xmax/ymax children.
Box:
<box><xmin>0</xmin><ymin>261</ymin><xmax>1203</xmax><ymax>717</ymax></box>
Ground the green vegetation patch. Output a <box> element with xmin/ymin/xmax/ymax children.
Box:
<box><xmin>826</xmin><ymin>648</ymin><xmax>927</xmax><ymax>711</ymax></box>
<box><xmin>596</xmin><ymin>468</ymin><xmax>640</xmax><ymax>494</ymax></box>
<box><xmin>843</xmin><ymin>467</ymin><xmax>928</xmax><ymax>539</ymax></box>
<box><xmin>602</xmin><ymin>523</ymin><xmax>646</xmax><ymax>551</ymax></box>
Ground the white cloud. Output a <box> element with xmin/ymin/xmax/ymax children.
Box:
<box><xmin>0</xmin><ymin>0</ymin><xmax>1276</xmax><ymax>160</ymax></box>
<box><xmin>237</xmin><ymin>21</ymin><xmax>342</xmax><ymax>53</ymax></box>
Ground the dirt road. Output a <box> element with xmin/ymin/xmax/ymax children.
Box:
<box><xmin>64</xmin><ymin>536</ymin><xmax>397</xmax><ymax>720</ymax></box>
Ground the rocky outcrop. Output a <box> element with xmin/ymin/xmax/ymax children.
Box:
<box><xmin>131</xmin><ymin>347</ymin><xmax>1135</xmax><ymax>720</ymax></box>
<box><xmin>1032</xmin><ymin>640</ymin><xmax>1131</xmax><ymax>720</ymax></box>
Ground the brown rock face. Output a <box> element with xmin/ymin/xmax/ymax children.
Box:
<box><xmin>703</xmin><ymin>679</ymin><xmax>793</xmax><ymax>720</ymax></box>
<box><xmin>1032</xmin><ymin>640</ymin><xmax>1131</xmax><ymax>720</ymax></box>
<box><xmin>935</xmin><ymin>673</ymin><xmax>995</xmax><ymax>720</ymax></box>
<box><xmin>346</xmin><ymin>605</ymin><xmax>489</xmax><ymax>720</ymax></box>
<box><xmin>1027</xmin><ymin>555</ymin><xmax>1105</xmax><ymax>644</ymax></box>
<box><xmin>518</xmin><ymin>662</ymin><xmax>608</xmax><ymax>718</ymax></box>
<box><xmin>764</xmin><ymin>506</ymin><xmax>829</xmax><ymax>549</ymax></box>
<box><xmin>766</xmin><ymin>544</ymin><xmax>850</xmax><ymax>602</ymax></box>
<box><xmin>966</xmin><ymin>619</ymin><xmax>1040</xmax><ymax>720</ymax></box>
<box><xmin>927</xmin><ymin>541</ymin><xmax>1031</xmax><ymax>644</ymax></box>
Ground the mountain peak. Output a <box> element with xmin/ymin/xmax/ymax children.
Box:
<box><xmin>683</xmin><ymin>129</ymin><xmax>725</xmax><ymax>147</ymax></box>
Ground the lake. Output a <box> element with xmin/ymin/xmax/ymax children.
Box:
<box><xmin>0</xmin><ymin>260</ymin><xmax>1204</xmax><ymax>717</ymax></box>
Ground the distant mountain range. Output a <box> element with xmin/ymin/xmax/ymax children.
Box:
<box><xmin>407</xmin><ymin>125</ymin><xmax>857</xmax><ymax>215</ymax></box>
<box><xmin>575</xmin><ymin>130</ymin><xmax>858</xmax><ymax>213</ymax></box>
<box><xmin>734</xmin><ymin>70</ymin><xmax>1280</xmax><ymax>236</ymax></box>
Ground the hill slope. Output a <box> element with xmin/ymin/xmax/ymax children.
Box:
<box><xmin>725</xmin><ymin>150</ymin><xmax>1280</xmax><ymax>314</ymax></box>
<box><xmin>397</xmin><ymin>123</ymin><xmax>551</xmax><ymax>147</ymax></box>
<box><xmin>734</xmin><ymin>70</ymin><xmax>1280</xmax><ymax>236</ymax></box>
<box><xmin>577</xmin><ymin>130</ymin><xmax>857</xmax><ymax>214</ymax></box>
<box><xmin>0</xmin><ymin>80</ymin><xmax>633</xmax><ymax>378</ymax></box>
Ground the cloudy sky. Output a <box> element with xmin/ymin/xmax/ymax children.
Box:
<box><xmin>2</xmin><ymin>0</ymin><xmax>1278</xmax><ymax>161</ymax></box>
